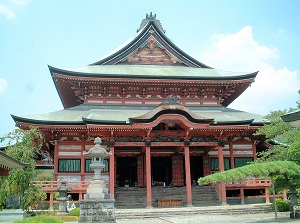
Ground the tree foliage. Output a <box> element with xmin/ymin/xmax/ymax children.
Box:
<box><xmin>198</xmin><ymin>161</ymin><xmax>300</xmax><ymax>185</ymax></box>
<box><xmin>0</xmin><ymin>128</ymin><xmax>47</xmax><ymax>210</ymax></box>
<box><xmin>255</xmin><ymin>91</ymin><xmax>300</xmax><ymax>165</ymax></box>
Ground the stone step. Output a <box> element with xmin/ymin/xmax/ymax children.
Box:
<box><xmin>115</xmin><ymin>185</ymin><xmax>221</xmax><ymax>208</ymax></box>
<box><xmin>115</xmin><ymin>204</ymin><xmax>271</xmax><ymax>219</ymax></box>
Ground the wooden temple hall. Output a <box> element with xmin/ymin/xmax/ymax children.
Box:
<box><xmin>12</xmin><ymin>13</ymin><xmax>272</xmax><ymax>208</ymax></box>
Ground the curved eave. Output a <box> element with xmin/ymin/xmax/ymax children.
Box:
<box><xmin>211</xmin><ymin>119</ymin><xmax>254</xmax><ymax>126</ymax></box>
<box><xmin>90</xmin><ymin>21</ymin><xmax>211</xmax><ymax>68</ymax></box>
<box><xmin>11</xmin><ymin>114</ymin><xmax>85</xmax><ymax>126</ymax></box>
<box><xmin>82</xmin><ymin>118</ymin><xmax>128</xmax><ymax>125</ymax></box>
<box><xmin>130</xmin><ymin>109</ymin><xmax>214</xmax><ymax>124</ymax></box>
<box><xmin>49</xmin><ymin>65</ymin><xmax>258</xmax><ymax>81</ymax></box>
<box><xmin>49</xmin><ymin>65</ymin><xmax>72</xmax><ymax>109</ymax></box>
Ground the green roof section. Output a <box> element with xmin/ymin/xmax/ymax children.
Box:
<box><xmin>281</xmin><ymin>109</ymin><xmax>300</xmax><ymax>127</ymax></box>
<box><xmin>12</xmin><ymin>104</ymin><xmax>265</xmax><ymax>126</ymax></box>
<box><xmin>0</xmin><ymin>151</ymin><xmax>27</xmax><ymax>170</ymax></box>
<box><xmin>49</xmin><ymin>64</ymin><xmax>257</xmax><ymax>80</ymax></box>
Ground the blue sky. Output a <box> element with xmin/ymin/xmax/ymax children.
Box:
<box><xmin>1</xmin><ymin>0</ymin><xmax>300</xmax><ymax>139</ymax></box>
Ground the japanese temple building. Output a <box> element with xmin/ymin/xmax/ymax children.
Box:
<box><xmin>12</xmin><ymin>13</ymin><xmax>271</xmax><ymax>208</ymax></box>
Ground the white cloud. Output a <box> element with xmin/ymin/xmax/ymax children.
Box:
<box><xmin>11</xmin><ymin>0</ymin><xmax>31</xmax><ymax>6</ymax></box>
<box><xmin>200</xmin><ymin>26</ymin><xmax>300</xmax><ymax>115</ymax></box>
<box><xmin>0</xmin><ymin>3</ymin><xmax>15</xmax><ymax>20</ymax></box>
<box><xmin>0</xmin><ymin>0</ymin><xmax>30</xmax><ymax>20</ymax></box>
<box><xmin>0</xmin><ymin>79</ymin><xmax>8</xmax><ymax>95</ymax></box>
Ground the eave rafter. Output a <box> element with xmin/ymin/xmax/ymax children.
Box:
<box><xmin>53</xmin><ymin>72</ymin><xmax>254</xmax><ymax>106</ymax></box>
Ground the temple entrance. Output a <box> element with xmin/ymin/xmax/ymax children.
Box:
<box><xmin>151</xmin><ymin>157</ymin><xmax>172</xmax><ymax>186</ymax></box>
<box><xmin>190</xmin><ymin>156</ymin><xmax>204</xmax><ymax>185</ymax></box>
<box><xmin>116</xmin><ymin>157</ymin><xmax>137</xmax><ymax>187</ymax></box>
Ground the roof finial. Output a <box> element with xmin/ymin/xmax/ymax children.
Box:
<box><xmin>137</xmin><ymin>12</ymin><xmax>165</xmax><ymax>33</ymax></box>
<box><xmin>146</xmin><ymin>12</ymin><xmax>156</xmax><ymax>20</ymax></box>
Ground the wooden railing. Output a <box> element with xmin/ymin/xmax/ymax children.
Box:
<box><xmin>225</xmin><ymin>178</ymin><xmax>272</xmax><ymax>188</ymax></box>
<box><xmin>32</xmin><ymin>181</ymin><xmax>89</xmax><ymax>192</ymax></box>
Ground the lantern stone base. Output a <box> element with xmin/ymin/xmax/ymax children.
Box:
<box><xmin>78</xmin><ymin>199</ymin><xmax>116</xmax><ymax>223</ymax></box>
<box><xmin>84</xmin><ymin>179</ymin><xmax>110</xmax><ymax>199</ymax></box>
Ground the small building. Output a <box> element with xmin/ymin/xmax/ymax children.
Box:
<box><xmin>0</xmin><ymin>150</ymin><xmax>26</xmax><ymax>176</ymax></box>
<box><xmin>281</xmin><ymin>109</ymin><xmax>300</xmax><ymax>127</ymax></box>
<box><xmin>12</xmin><ymin>13</ymin><xmax>270</xmax><ymax>208</ymax></box>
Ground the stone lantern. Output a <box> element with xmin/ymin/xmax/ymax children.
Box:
<box><xmin>78</xmin><ymin>137</ymin><xmax>116</xmax><ymax>223</ymax></box>
<box><xmin>56</xmin><ymin>181</ymin><xmax>72</xmax><ymax>216</ymax></box>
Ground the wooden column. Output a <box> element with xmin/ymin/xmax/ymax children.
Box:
<box><xmin>54</xmin><ymin>140</ymin><xmax>59</xmax><ymax>181</ymax></box>
<box><xmin>252</xmin><ymin>143</ymin><xmax>257</xmax><ymax>160</ymax></box>
<box><xmin>240</xmin><ymin>188</ymin><xmax>245</xmax><ymax>204</ymax></box>
<box><xmin>283</xmin><ymin>188</ymin><xmax>287</xmax><ymax>201</ymax></box>
<box><xmin>146</xmin><ymin>145</ymin><xmax>152</xmax><ymax>208</ymax></box>
<box><xmin>49</xmin><ymin>192</ymin><xmax>54</xmax><ymax>211</ymax></box>
<box><xmin>109</xmin><ymin>146</ymin><xmax>115</xmax><ymax>199</ymax></box>
<box><xmin>229</xmin><ymin>141</ymin><xmax>235</xmax><ymax>169</ymax></box>
<box><xmin>184</xmin><ymin>146</ymin><xmax>193</xmax><ymax>206</ymax></box>
<box><xmin>218</xmin><ymin>146</ymin><xmax>227</xmax><ymax>205</ymax></box>
<box><xmin>80</xmin><ymin>141</ymin><xmax>85</xmax><ymax>181</ymax></box>
<box><xmin>265</xmin><ymin>187</ymin><xmax>270</xmax><ymax>203</ymax></box>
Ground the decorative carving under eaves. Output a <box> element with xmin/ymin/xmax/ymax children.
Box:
<box><xmin>218</xmin><ymin>139</ymin><xmax>227</xmax><ymax>147</ymax></box>
<box><xmin>114</xmin><ymin>136</ymin><xmax>145</xmax><ymax>142</ymax></box>
<box><xmin>160</xmin><ymin>95</ymin><xmax>181</xmax><ymax>105</ymax></box>
<box><xmin>190</xmin><ymin>135</ymin><xmax>218</xmax><ymax>142</ymax></box>
<box><xmin>106</xmin><ymin>140</ymin><xmax>115</xmax><ymax>147</ymax></box>
<box><xmin>119</xmin><ymin>36</ymin><xmax>182</xmax><ymax>65</ymax></box>
<box><xmin>161</xmin><ymin>119</ymin><xmax>181</xmax><ymax>128</ymax></box>
<box><xmin>151</xmin><ymin>134</ymin><xmax>183</xmax><ymax>142</ymax></box>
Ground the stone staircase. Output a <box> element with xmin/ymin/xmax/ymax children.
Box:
<box><xmin>115</xmin><ymin>204</ymin><xmax>271</xmax><ymax>219</ymax></box>
<box><xmin>114</xmin><ymin>185</ymin><xmax>221</xmax><ymax>208</ymax></box>
<box><xmin>114</xmin><ymin>187</ymin><xmax>147</xmax><ymax>209</ymax></box>
<box><xmin>192</xmin><ymin>185</ymin><xmax>222</xmax><ymax>206</ymax></box>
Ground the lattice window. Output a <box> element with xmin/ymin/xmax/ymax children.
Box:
<box><xmin>85</xmin><ymin>159</ymin><xmax>109</xmax><ymax>172</ymax></box>
<box><xmin>58</xmin><ymin>159</ymin><xmax>80</xmax><ymax>172</ymax></box>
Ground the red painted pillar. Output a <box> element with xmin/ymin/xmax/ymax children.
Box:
<box><xmin>146</xmin><ymin>146</ymin><xmax>152</xmax><ymax>208</ymax></box>
<box><xmin>54</xmin><ymin>140</ymin><xmax>59</xmax><ymax>181</ymax></box>
<box><xmin>184</xmin><ymin>146</ymin><xmax>193</xmax><ymax>206</ymax></box>
<box><xmin>80</xmin><ymin>141</ymin><xmax>85</xmax><ymax>181</ymax></box>
<box><xmin>265</xmin><ymin>187</ymin><xmax>270</xmax><ymax>203</ymax></box>
<box><xmin>49</xmin><ymin>192</ymin><xmax>54</xmax><ymax>211</ymax></box>
<box><xmin>218</xmin><ymin>146</ymin><xmax>227</xmax><ymax>205</ymax></box>
<box><xmin>109</xmin><ymin>146</ymin><xmax>115</xmax><ymax>199</ymax></box>
<box><xmin>229</xmin><ymin>141</ymin><xmax>235</xmax><ymax>169</ymax></box>
<box><xmin>240</xmin><ymin>188</ymin><xmax>245</xmax><ymax>204</ymax></box>
<box><xmin>252</xmin><ymin>143</ymin><xmax>257</xmax><ymax>160</ymax></box>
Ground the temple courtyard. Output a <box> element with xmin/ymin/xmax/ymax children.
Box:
<box><xmin>1</xmin><ymin>205</ymin><xmax>299</xmax><ymax>223</ymax></box>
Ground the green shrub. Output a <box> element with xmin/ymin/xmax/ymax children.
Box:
<box><xmin>15</xmin><ymin>215</ymin><xmax>64</xmax><ymax>223</ymax></box>
<box><xmin>69</xmin><ymin>207</ymin><xmax>80</xmax><ymax>216</ymax></box>
<box><xmin>270</xmin><ymin>198</ymin><xmax>290</xmax><ymax>212</ymax></box>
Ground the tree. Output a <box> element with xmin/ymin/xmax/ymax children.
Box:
<box><xmin>198</xmin><ymin>161</ymin><xmax>300</xmax><ymax>185</ymax></box>
<box><xmin>255</xmin><ymin>91</ymin><xmax>300</xmax><ymax>165</ymax></box>
<box><xmin>198</xmin><ymin>161</ymin><xmax>300</xmax><ymax>221</ymax></box>
<box><xmin>0</xmin><ymin>128</ymin><xmax>47</xmax><ymax>210</ymax></box>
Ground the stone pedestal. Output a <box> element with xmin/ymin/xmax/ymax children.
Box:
<box><xmin>79</xmin><ymin>199</ymin><xmax>115</xmax><ymax>223</ymax></box>
<box><xmin>0</xmin><ymin>209</ymin><xmax>25</xmax><ymax>221</ymax></box>
<box><xmin>78</xmin><ymin>137</ymin><xmax>116</xmax><ymax>223</ymax></box>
